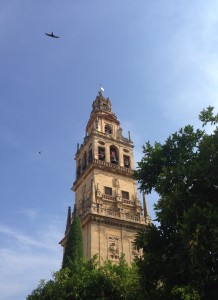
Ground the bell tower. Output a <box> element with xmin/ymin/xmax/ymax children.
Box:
<box><xmin>60</xmin><ymin>90</ymin><xmax>150</xmax><ymax>264</ymax></box>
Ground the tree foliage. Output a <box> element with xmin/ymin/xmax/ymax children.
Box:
<box><xmin>26</xmin><ymin>255</ymin><xmax>143</xmax><ymax>300</ymax></box>
<box><xmin>62</xmin><ymin>213</ymin><xmax>84</xmax><ymax>269</ymax></box>
<box><xmin>134</xmin><ymin>106</ymin><xmax>218</xmax><ymax>299</ymax></box>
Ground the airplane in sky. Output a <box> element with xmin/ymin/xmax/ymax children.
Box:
<box><xmin>45</xmin><ymin>32</ymin><xmax>60</xmax><ymax>38</ymax></box>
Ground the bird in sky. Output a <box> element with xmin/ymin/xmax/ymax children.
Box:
<box><xmin>45</xmin><ymin>32</ymin><xmax>60</xmax><ymax>38</ymax></box>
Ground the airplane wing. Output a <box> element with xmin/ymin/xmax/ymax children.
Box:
<box><xmin>45</xmin><ymin>32</ymin><xmax>60</xmax><ymax>38</ymax></box>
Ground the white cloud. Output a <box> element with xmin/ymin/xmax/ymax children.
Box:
<box><xmin>0</xmin><ymin>216</ymin><xmax>64</xmax><ymax>300</ymax></box>
<box><xmin>0</xmin><ymin>225</ymin><xmax>46</xmax><ymax>249</ymax></box>
<box><xmin>0</xmin><ymin>247</ymin><xmax>61</xmax><ymax>300</ymax></box>
<box><xmin>18</xmin><ymin>208</ymin><xmax>40</xmax><ymax>222</ymax></box>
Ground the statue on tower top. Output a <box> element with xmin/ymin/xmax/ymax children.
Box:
<box><xmin>99</xmin><ymin>85</ymin><xmax>104</xmax><ymax>93</ymax></box>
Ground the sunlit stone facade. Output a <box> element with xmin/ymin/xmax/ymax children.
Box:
<box><xmin>60</xmin><ymin>90</ymin><xmax>150</xmax><ymax>264</ymax></box>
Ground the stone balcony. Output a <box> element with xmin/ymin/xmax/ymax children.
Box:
<box><xmin>80</xmin><ymin>205</ymin><xmax>148</xmax><ymax>225</ymax></box>
<box><xmin>74</xmin><ymin>158</ymin><xmax>134</xmax><ymax>187</ymax></box>
<box><xmin>92</xmin><ymin>158</ymin><xmax>133</xmax><ymax>175</ymax></box>
<box><xmin>102</xmin><ymin>194</ymin><xmax>136</xmax><ymax>206</ymax></box>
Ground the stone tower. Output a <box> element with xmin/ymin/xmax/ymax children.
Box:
<box><xmin>60</xmin><ymin>90</ymin><xmax>150</xmax><ymax>264</ymax></box>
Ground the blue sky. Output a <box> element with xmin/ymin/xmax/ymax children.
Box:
<box><xmin>0</xmin><ymin>1</ymin><xmax>218</xmax><ymax>299</ymax></box>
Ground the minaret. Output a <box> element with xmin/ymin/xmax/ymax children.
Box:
<box><xmin>60</xmin><ymin>90</ymin><xmax>150</xmax><ymax>264</ymax></box>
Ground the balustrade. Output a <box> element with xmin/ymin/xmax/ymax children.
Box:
<box><xmin>103</xmin><ymin>194</ymin><xmax>115</xmax><ymax>201</ymax></box>
<box><xmin>79</xmin><ymin>205</ymin><xmax>145</xmax><ymax>224</ymax></box>
<box><xmin>75</xmin><ymin>158</ymin><xmax>132</xmax><ymax>182</ymax></box>
<box><xmin>122</xmin><ymin>199</ymin><xmax>135</xmax><ymax>205</ymax></box>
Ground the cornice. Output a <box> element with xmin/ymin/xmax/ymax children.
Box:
<box><xmin>81</xmin><ymin>212</ymin><xmax>147</xmax><ymax>232</ymax></box>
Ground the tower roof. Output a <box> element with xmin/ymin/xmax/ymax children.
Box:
<box><xmin>91</xmin><ymin>90</ymin><xmax>112</xmax><ymax>114</ymax></box>
<box><xmin>86</xmin><ymin>90</ymin><xmax>119</xmax><ymax>133</ymax></box>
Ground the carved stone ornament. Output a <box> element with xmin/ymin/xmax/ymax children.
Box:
<box><xmin>108</xmin><ymin>237</ymin><xmax>119</xmax><ymax>260</ymax></box>
<box><xmin>97</xmin><ymin>191</ymin><xmax>102</xmax><ymax>197</ymax></box>
<box><xmin>95</xmin><ymin>118</ymin><xmax>99</xmax><ymax>129</ymax></box>
<box><xmin>112</xmin><ymin>178</ymin><xmax>120</xmax><ymax>188</ymax></box>
<box><xmin>131</xmin><ymin>241</ymin><xmax>140</xmax><ymax>258</ymax></box>
<box><xmin>116</xmin><ymin>195</ymin><xmax>121</xmax><ymax>203</ymax></box>
<box><xmin>96</xmin><ymin>183</ymin><xmax>102</xmax><ymax>197</ymax></box>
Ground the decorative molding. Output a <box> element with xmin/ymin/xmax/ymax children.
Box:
<box><xmin>108</xmin><ymin>236</ymin><xmax>119</xmax><ymax>260</ymax></box>
<box><xmin>131</xmin><ymin>241</ymin><xmax>141</xmax><ymax>259</ymax></box>
<box><xmin>112</xmin><ymin>178</ymin><xmax>120</xmax><ymax>188</ymax></box>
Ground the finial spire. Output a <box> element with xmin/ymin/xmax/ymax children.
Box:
<box><xmin>142</xmin><ymin>192</ymin><xmax>152</xmax><ymax>224</ymax></box>
<box><xmin>65</xmin><ymin>206</ymin><xmax>72</xmax><ymax>234</ymax></box>
<box><xmin>143</xmin><ymin>192</ymin><xmax>149</xmax><ymax>218</ymax></box>
<box><xmin>128</xmin><ymin>131</ymin><xmax>131</xmax><ymax>141</ymax></box>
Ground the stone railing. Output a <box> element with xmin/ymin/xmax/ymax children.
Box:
<box><xmin>93</xmin><ymin>130</ymin><xmax>132</xmax><ymax>145</ymax></box>
<box><xmin>93</xmin><ymin>159</ymin><xmax>133</xmax><ymax>173</ymax></box>
<box><xmin>122</xmin><ymin>199</ymin><xmax>135</xmax><ymax>206</ymax></box>
<box><xmin>103</xmin><ymin>194</ymin><xmax>115</xmax><ymax>201</ymax></box>
<box><xmin>74</xmin><ymin>158</ymin><xmax>133</xmax><ymax>184</ymax></box>
<box><xmin>80</xmin><ymin>206</ymin><xmax>146</xmax><ymax>224</ymax></box>
<box><xmin>102</xmin><ymin>195</ymin><xmax>138</xmax><ymax>207</ymax></box>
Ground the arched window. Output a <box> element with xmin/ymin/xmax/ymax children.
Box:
<box><xmin>123</xmin><ymin>155</ymin><xmax>130</xmax><ymax>168</ymax></box>
<box><xmin>105</xmin><ymin>124</ymin><xmax>112</xmax><ymax>135</ymax></box>
<box><xmin>110</xmin><ymin>146</ymin><xmax>118</xmax><ymax>164</ymax></box>
<box><xmin>98</xmin><ymin>147</ymin><xmax>105</xmax><ymax>161</ymax></box>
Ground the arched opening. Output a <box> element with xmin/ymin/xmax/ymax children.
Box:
<box><xmin>123</xmin><ymin>155</ymin><xmax>130</xmax><ymax>168</ymax></box>
<box><xmin>105</xmin><ymin>124</ymin><xmax>112</xmax><ymax>135</ymax></box>
<box><xmin>110</xmin><ymin>145</ymin><xmax>118</xmax><ymax>164</ymax></box>
<box><xmin>98</xmin><ymin>147</ymin><xmax>105</xmax><ymax>161</ymax></box>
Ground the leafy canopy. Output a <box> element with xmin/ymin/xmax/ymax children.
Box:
<box><xmin>134</xmin><ymin>106</ymin><xmax>218</xmax><ymax>300</ymax></box>
<box><xmin>26</xmin><ymin>255</ymin><xmax>143</xmax><ymax>300</ymax></box>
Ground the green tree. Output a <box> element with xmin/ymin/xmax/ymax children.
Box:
<box><xmin>134</xmin><ymin>107</ymin><xmax>218</xmax><ymax>300</ymax></box>
<box><xmin>26</xmin><ymin>255</ymin><xmax>143</xmax><ymax>300</ymax></box>
<box><xmin>62</xmin><ymin>213</ymin><xmax>84</xmax><ymax>269</ymax></box>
